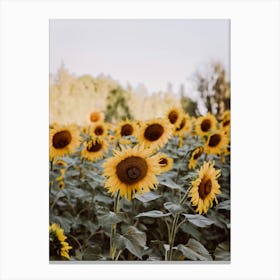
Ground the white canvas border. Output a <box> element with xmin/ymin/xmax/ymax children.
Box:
<box><xmin>0</xmin><ymin>0</ymin><xmax>279</xmax><ymax>280</ymax></box>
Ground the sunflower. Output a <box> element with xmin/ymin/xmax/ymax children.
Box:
<box><xmin>188</xmin><ymin>146</ymin><xmax>204</xmax><ymax>170</ymax></box>
<box><xmin>56</xmin><ymin>168</ymin><xmax>66</xmax><ymax>181</ymax></box>
<box><xmin>53</xmin><ymin>159</ymin><xmax>67</xmax><ymax>166</ymax></box>
<box><xmin>102</xmin><ymin>145</ymin><xmax>161</xmax><ymax>201</ymax></box>
<box><xmin>204</xmin><ymin>130</ymin><xmax>229</xmax><ymax>155</ymax></box>
<box><xmin>49</xmin><ymin>124</ymin><xmax>80</xmax><ymax>159</ymax></box>
<box><xmin>220</xmin><ymin>110</ymin><xmax>230</xmax><ymax>134</ymax></box>
<box><xmin>137</xmin><ymin>118</ymin><xmax>172</xmax><ymax>150</ymax></box>
<box><xmin>152</xmin><ymin>153</ymin><xmax>173</xmax><ymax>173</ymax></box>
<box><xmin>166</xmin><ymin>106</ymin><xmax>184</xmax><ymax>127</ymax></box>
<box><xmin>188</xmin><ymin>161</ymin><xmax>221</xmax><ymax>214</ymax></box>
<box><xmin>88</xmin><ymin>110</ymin><xmax>105</xmax><ymax>123</ymax></box>
<box><xmin>90</xmin><ymin>122</ymin><xmax>108</xmax><ymax>137</ymax></box>
<box><xmin>81</xmin><ymin>137</ymin><xmax>108</xmax><ymax>162</ymax></box>
<box><xmin>49</xmin><ymin>223</ymin><xmax>72</xmax><ymax>260</ymax></box>
<box><xmin>173</xmin><ymin>114</ymin><xmax>192</xmax><ymax>136</ymax></box>
<box><xmin>115</xmin><ymin>120</ymin><xmax>138</xmax><ymax>138</ymax></box>
<box><xmin>195</xmin><ymin>113</ymin><xmax>217</xmax><ymax>137</ymax></box>
<box><xmin>58</xmin><ymin>181</ymin><xmax>65</xmax><ymax>190</ymax></box>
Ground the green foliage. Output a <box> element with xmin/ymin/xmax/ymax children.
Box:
<box><xmin>105</xmin><ymin>87</ymin><xmax>133</xmax><ymax>122</ymax></box>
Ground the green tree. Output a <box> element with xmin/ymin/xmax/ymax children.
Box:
<box><xmin>105</xmin><ymin>86</ymin><xmax>134</xmax><ymax>123</ymax></box>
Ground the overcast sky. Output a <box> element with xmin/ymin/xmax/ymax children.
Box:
<box><xmin>50</xmin><ymin>19</ymin><xmax>230</xmax><ymax>93</ymax></box>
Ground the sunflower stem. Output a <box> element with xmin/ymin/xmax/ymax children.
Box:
<box><xmin>168</xmin><ymin>214</ymin><xmax>180</xmax><ymax>260</ymax></box>
<box><xmin>110</xmin><ymin>191</ymin><xmax>120</xmax><ymax>260</ymax></box>
<box><xmin>168</xmin><ymin>186</ymin><xmax>192</xmax><ymax>261</ymax></box>
<box><xmin>115</xmin><ymin>249</ymin><xmax>123</xmax><ymax>261</ymax></box>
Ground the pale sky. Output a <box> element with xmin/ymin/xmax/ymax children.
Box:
<box><xmin>49</xmin><ymin>19</ymin><xmax>230</xmax><ymax>93</ymax></box>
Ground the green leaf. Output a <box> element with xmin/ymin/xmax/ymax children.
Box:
<box><xmin>214</xmin><ymin>241</ymin><xmax>230</xmax><ymax>261</ymax></box>
<box><xmin>82</xmin><ymin>245</ymin><xmax>103</xmax><ymax>260</ymax></box>
<box><xmin>182</xmin><ymin>214</ymin><xmax>214</xmax><ymax>227</ymax></box>
<box><xmin>135</xmin><ymin>192</ymin><xmax>161</xmax><ymax>203</ymax></box>
<box><xmin>86</xmin><ymin>170</ymin><xmax>105</xmax><ymax>185</ymax></box>
<box><xmin>215</xmin><ymin>200</ymin><xmax>230</xmax><ymax>210</ymax></box>
<box><xmin>164</xmin><ymin>202</ymin><xmax>184</xmax><ymax>216</ymax></box>
<box><xmin>113</xmin><ymin>227</ymin><xmax>146</xmax><ymax>260</ymax></box>
<box><xmin>136</xmin><ymin>210</ymin><xmax>171</xmax><ymax>218</ymax></box>
<box><xmin>177</xmin><ymin>244</ymin><xmax>204</xmax><ymax>261</ymax></box>
<box><xmin>177</xmin><ymin>238</ymin><xmax>212</xmax><ymax>261</ymax></box>
<box><xmin>187</xmin><ymin>238</ymin><xmax>212</xmax><ymax>260</ymax></box>
<box><xmin>124</xmin><ymin>226</ymin><xmax>146</xmax><ymax>248</ymax></box>
<box><xmin>158</xmin><ymin>176</ymin><xmax>183</xmax><ymax>191</ymax></box>
<box><xmin>97</xmin><ymin>207</ymin><xmax>126</xmax><ymax>225</ymax></box>
<box><xmin>50</xmin><ymin>216</ymin><xmax>72</xmax><ymax>233</ymax></box>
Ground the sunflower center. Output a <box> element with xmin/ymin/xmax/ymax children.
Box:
<box><xmin>198</xmin><ymin>179</ymin><xmax>212</xmax><ymax>199</ymax></box>
<box><xmin>208</xmin><ymin>134</ymin><xmax>221</xmax><ymax>147</ymax></box>
<box><xmin>201</xmin><ymin>119</ymin><xmax>211</xmax><ymax>132</ymax></box>
<box><xmin>144</xmin><ymin>124</ymin><xmax>164</xmax><ymax>141</ymax></box>
<box><xmin>159</xmin><ymin>158</ymin><xmax>168</xmax><ymax>166</ymax></box>
<box><xmin>116</xmin><ymin>156</ymin><xmax>148</xmax><ymax>185</ymax></box>
<box><xmin>87</xmin><ymin>141</ymin><xmax>102</xmax><ymax>152</ymax></box>
<box><xmin>168</xmin><ymin>111</ymin><xmax>178</xmax><ymax>124</ymax></box>
<box><xmin>121</xmin><ymin>124</ymin><xmax>133</xmax><ymax>136</ymax></box>
<box><xmin>52</xmin><ymin>130</ymin><xmax>72</xmax><ymax>149</ymax></box>
<box><xmin>95</xmin><ymin>126</ymin><xmax>104</xmax><ymax>136</ymax></box>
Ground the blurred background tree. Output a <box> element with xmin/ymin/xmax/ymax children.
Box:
<box><xmin>188</xmin><ymin>62</ymin><xmax>230</xmax><ymax>118</ymax></box>
<box><xmin>179</xmin><ymin>84</ymin><xmax>199</xmax><ymax>117</ymax></box>
<box><xmin>50</xmin><ymin>62</ymin><xmax>230</xmax><ymax>125</ymax></box>
<box><xmin>105</xmin><ymin>86</ymin><xmax>134</xmax><ymax>123</ymax></box>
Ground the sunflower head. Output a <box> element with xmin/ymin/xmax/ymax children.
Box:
<box><xmin>50</xmin><ymin>124</ymin><xmax>80</xmax><ymax>159</ymax></box>
<box><xmin>188</xmin><ymin>146</ymin><xmax>204</xmax><ymax>170</ymax></box>
<box><xmin>81</xmin><ymin>136</ymin><xmax>108</xmax><ymax>162</ymax></box>
<box><xmin>115</xmin><ymin>120</ymin><xmax>138</xmax><ymax>138</ymax></box>
<box><xmin>49</xmin><ymin>223</ymin><xmax>72</xmax><ymax>260</ymax></box>
<box><xmin>102</xmin><ymin>145</ymin><xmax>161</xmax><ymax>201</ymax></box>
<box><xmin>90</xmin><ymin>122</ymin><xmax>107</xmax><ymax>137</ymax></box>
<box><xmin>195</xmin><ymin>114</ymin><xmax>217</xmax><ymax>137</ymax></box>
<box><xmin>152</xmin><ymin>153</ymin><xmax>173</xmax><ymax>173</ymax></box>
<box><xmin>166</xmin><ymin>106</ymin><xmax>184</xmax><ymax>127</ymax></box>
<box><xmin>220</xmin><ymin>110</ymin><xmax>230</xmax><ymax>133</ymax></box>
<box><xmin>89</xmin><ymin>111</ymin><xmax>105</xmax><ymax>123</ymax></box>
<box><xmin>173</xmin><ymin>114</ymin><xmax>192</xmax><ymax>136</ymax></box>
<box><xmin>204</xmin><ymin>130</ymin><xmax>229</xmax><ymax>155</ymax></box>
<box><xmin>188</xmin><ymin>161</ymin><xmax>221</xmax><ymax>214</ymax></box>
<box><xmin>138</xmin><ymin>118</ymin><xmax>172</xmax><ymax>150</ymax></box>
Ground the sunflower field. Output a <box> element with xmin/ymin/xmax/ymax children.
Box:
<box><xmin>49</xmin><ymin>69</ymin><xmax>230</xmax><ymax>262</ymax></box>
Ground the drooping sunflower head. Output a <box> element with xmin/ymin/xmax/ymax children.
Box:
<box><xmin>166</xmin><ymin>106</ymin><xmax>184</xmax><ymax>127</ymax></box>
<box><xmin>81</xmin><ymin>136</ymin><xmax>108</xmax><ymax>162</ymax></box>
<box><xmin>115</xmin><ymin>120</ymin><xmax>138</xmax><ymax>138</ymax></box>
<box><xmin>204</xmin><ymin>130</ymin><xmax>229</xmax><ymax>155</ymax></box>
<box><xmin>49</xmin><ymin>124</ymin><xmax>80</xmax><ymax>159</ymax></box>
<box><xmin>53</xmin><ymin>159</ymin><xmax>67</xmax><ymax>167</ymax></box>
<box><xmin>90</xmin><ymin>122</ymin><xmax>108</xmax><ymax>137</ymax></box>
<box><xmin>195</xmin><ymin>113</ymin><xmax>217</xmax><ymax>137</ymax></box>
<box><xmin>102</xmin><ymin>145</ymin><xmax>161</xmax><ymax>201</ymax></box>
<box><xmin>173</xmin><ymin>114</ymin><xmax>192</xmax><ymax>136</ymax></box>
<box><xmin>188</xmin><ymin>146</ymin><xmax>204</xmax><ymax>170</ymax></box>
<box><xmin>49</xmin><ymin>223</ymin><xmax>72</xmax><ymax>260</ymax></box>
<box><xmin>188</xmin><ymin>161</ymin><xmax>221</xmax><ymax>214</ymax></box>
<box><xmin>152</xmin><ymin>153</ymin><xmax>174</xmax><ymax>173</ymax></box>
<box><xmin>138</xmin><ymin>118</ymin><xmax>172</xmax><ymax>149</ymax></box>
<box><xmin>88</xmin><ymin>110</ymin><xmax>105</xmax><ymax>123</ymax></box>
